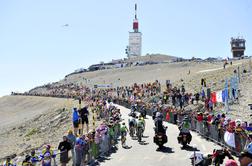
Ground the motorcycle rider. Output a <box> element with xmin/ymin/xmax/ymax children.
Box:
<box><xmin>140</xmin><ymin>105</ymin><xmax>147</xmax><ymax>118</ymax></box>
<box><xmin>152</xmin><ymin>104</ymin><xmax>158</xmax><ymax>120</ymax></box>
<box><xmin>130</xmin><ymin>104</ymin><xmax>137</xmax><ymax>116</ymax></box>
<box><xmin>154</xmin><ymin>112</ymin><xmax>166</xmax><ymax>134</ymax></box>
<box><xmin>178</xmin><ymin>116</ymin><xmax>192</xmax><ymax>144</ymax></box>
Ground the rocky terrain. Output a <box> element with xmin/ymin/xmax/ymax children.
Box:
<box><xmin>0</xmin><ymin>96</ymin><xmax>80</xmax><ymax>161</ymax></box>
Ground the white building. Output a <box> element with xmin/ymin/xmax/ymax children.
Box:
<box><xmin>128</xmin><ymin>32</ymin><xmax>142</xmax><ymax>57</ymax></box>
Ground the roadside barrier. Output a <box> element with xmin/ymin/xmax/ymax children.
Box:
<box><xmin>11</xmin><ymin>93</ymin><xmax>250</xmax><ymax>157</ymax></box>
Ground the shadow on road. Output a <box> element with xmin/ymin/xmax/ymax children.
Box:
<box><xmin>156</xmin><ymin>146</ymin><xmax>174</xmax><ymax>153</ymax></box>
<box><xmin>139</xmin><ymin>140</ymin><xmax>149</xmax><ymax>145</ymax></box>
<box><xmin>181</xmin><ymin>145</ymin><xmax>199</xmax><ymax>151</ymax></box>
<box><xmin>96</xmin><ymin>156</ymin><xmax>111</xmax><ymax>163</ymax></box>
<box><xmin>131</xmin><ymin>136</ymin><xmax>138</xmax><ymax>140</ymax></box>
<box><xmin>123</xmin><ymin>145</ymin><xmax>132</xmax><ymax>149</ymax></box>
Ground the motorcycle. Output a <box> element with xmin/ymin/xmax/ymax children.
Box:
<box><xmin>177</xmin><ymin>133</ymin><xmax>189</xmax><ymax>148</ymax></box>
<box><xmin>153</xmin><ymin>126</ymin><xmax>167</xmax><ymax>148</ymax></box>
<box><xmin>154</xmin><ymin>132</ymin><xmax>168</xmax><ymax>148</ymax></box>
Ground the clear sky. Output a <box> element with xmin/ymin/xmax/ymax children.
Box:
<box><xmin>0</xmin><ymin>0</ymin><xmax>251</xmax><ymax>97</ymax></box>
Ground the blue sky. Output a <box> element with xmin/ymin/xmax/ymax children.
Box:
<box><xmin>0</xmin><ymin>0</ymin><xmax>251</xmax><ymax>96</ymax></box>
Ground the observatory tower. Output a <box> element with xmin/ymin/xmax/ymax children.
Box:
<box><xmin>126</xmin><ymin>4</ymin><xmax>142</xmax><ymax>58</ymax></box>
<box><xmin>231</xmin><ymin>37</ymin><xmax>246</xmax><ymax>58</ymax></box>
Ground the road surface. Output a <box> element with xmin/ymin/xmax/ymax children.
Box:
<box><xmin>100</xmin><ymin>105</ymin><xmax>223</xmax><ymax>166</ymax></box>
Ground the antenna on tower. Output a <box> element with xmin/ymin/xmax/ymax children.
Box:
<box><xmin>135</xmin><ymin>3</ymin><xmax>137</xmax><ymax>19</ymax></box>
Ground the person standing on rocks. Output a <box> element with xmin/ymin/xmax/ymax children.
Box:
<box><xmin>72</xmin><ymin>107</ymin><xmax>79</xmax><ymax>135</ymax></box>
<box><xmin>78</xmin><ymin>106</ymin><xmax>89</xmax><ymax>134</ymax></box>
<box><xmin>58</xmin><ymin>136</ymin><xmax>72</xmax><ymax>166</ymax></box>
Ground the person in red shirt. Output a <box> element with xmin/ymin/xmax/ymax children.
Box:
<box><xmin>197</xmin><ymin>113</ymin><xmax>203</xmax><ymax>122</ymax></box>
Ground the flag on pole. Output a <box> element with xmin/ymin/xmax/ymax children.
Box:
<box><xmin>216</xmin><ymin>91</ymin><xmax>223</xmax><ymax>103</ymax></box>
<box><xmin>211</xmin><ymin>92</ymin><xmax>217</xmax><ymax>104</ymax></box>
<box><xmin>224</xmin><ymin>131</ymin><xmax>236</xmax><ymax>148</ymax></box>
<box><xmin>224</xmin><ymin>79</ymin><xmax>229</xmax><ymax>112</ymax></box>
<box><xmin>222</xmin><ymin>90</ymin><xmax>225</xmax><ymax>103</ymax></box>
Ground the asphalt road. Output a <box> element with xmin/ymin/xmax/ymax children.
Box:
<box><xmin>100</xmin><ymin>105</ymin><xmax>223</xmax><ymax>166</ymax></box>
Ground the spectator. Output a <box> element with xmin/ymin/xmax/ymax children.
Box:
<box><xmin>74</xmin><ymin>137</ymin><xmax>86</xmax><ymax>166</ymax></box>
<box><xmin>30</xmin><ymin>150</ymin><xmax>39</xmax><ymax>165</ymax></box>
<box><xmin>67</xmin><ymin>130</ymin><xmax>76</xmax><ymax>166</ymax></box>
<box><xmin>78</xmin><ymin>106</ymin><xmax>89</xmax><ymax>134</ymax></box>
<box><xmin>58</xmin><ymin>136</ymin><xmax>72</xmax><ymax>166</ymax></box>
<box><xmin>72</xmin><ymin>107</ymin><xmax>79</xmax><ymax>135</ymax></box>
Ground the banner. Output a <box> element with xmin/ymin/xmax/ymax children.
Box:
<box><xmin>224</xmin><ymin>131</ymin><xmax>236</xmax><ymax>148</ymax></box>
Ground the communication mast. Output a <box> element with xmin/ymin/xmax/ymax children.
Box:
<box><xmin>126</xmin><ymin>3</ymin><xmax>142</xmax><ymax>58</ymax></box>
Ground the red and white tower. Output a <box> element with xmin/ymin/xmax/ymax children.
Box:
<box><xmin>126</xmin><ymin>3</ymin><xmax>142</xmax><ymax>58</ymax></box>
<box><xmin>133</xmin><ymin>4</ymin><xmax>139</xmax><ymax>32</ymax></box>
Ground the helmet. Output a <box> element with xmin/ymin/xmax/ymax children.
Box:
<box><xmin>189</xmin><ymin>152</ymin><xmax>203</xmax><ymax>165</ymax></box>
<box><xmin>156</xmin><ymin>112</ymin><xmax>161</xmax><ymax>118</ymax></box>
<box><xmin>183</xmin><ymin>116</ymin><xmax>189</xmax><ymax>121</ymax></box>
